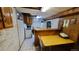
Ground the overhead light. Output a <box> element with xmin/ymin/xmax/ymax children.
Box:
<box><xmin>36</xmin><ymin>16</ymin><xmax>42</xmax><ymax>18</ymax></box>
<box><xmin>41</xmin><ymin>7</ymin><xmax>51</xmax><ymax>12</ymax></box>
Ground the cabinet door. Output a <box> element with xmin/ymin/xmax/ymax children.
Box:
<box><xmin>27</xmin><ymin>17</ymin><xmax>32</xmax><ymax>25</ymax></box>
<box><xmin>0</xmin><ymin>8</ymin><xmax>3</xmax><ymax>29</ymax></box>
<box><xmin>1</xmin><ymin>7</ymin><xmax>13</xmax><ymax>28</ymax></box>
<box><xmin>76</xmin><ymin>15</ymin><xmax>79</xmax><ymax>24</ymax></box>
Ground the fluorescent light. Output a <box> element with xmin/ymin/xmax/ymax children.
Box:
<box><xmin>42</xmin><ymin>7</ymin><xmax>51</xmax><ymax>12</ymax></box>
<box><xmin>36</xmin><ymin>16</ymin><xmax>42</xmax><ymax>18</ymax></box>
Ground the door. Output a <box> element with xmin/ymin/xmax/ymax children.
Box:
<box><xmin>1</xmin><ymin>7</ymin><xmax>13</xmax><ymax>28</ymax></box>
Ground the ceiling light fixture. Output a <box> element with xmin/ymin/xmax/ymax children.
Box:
<box><xmin>41</xmin><ymin>7</ymin><xmax>51</xmax><ymax>12</ymax></box>
<box><xmin>36</xmin><ymin>16</ymin><xmax>42</xmax><ymax>18</ymax></box>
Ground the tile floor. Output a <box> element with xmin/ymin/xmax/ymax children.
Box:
<box><xmin>20</xmin><ymin>35</ymin><xmax>36</xmax><ymax>51</ymax></box>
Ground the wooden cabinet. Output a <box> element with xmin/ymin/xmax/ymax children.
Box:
<box><xmin>29</xmin><ymin>17</ymin><xmax>32</xmax><ymax>25</ymax></box>
<box><xmin>76</xmin><ymin>15</ymin><xmax>79</xmax><ymax>24</ymax></box>
<box><xmin>1</xmin><ymin>7</ymin><xmax>13</xmax><ymax>28</ymax></box>
<box><xmin>23</xmin><ymin>14</ymin><xmax>32</xmax><ymax>25</ymax></box>
<box><xmin>26</xmin><ymin>16</ymin><xmax>32</xmax><ymax>25</ymax></box>
<box><xmin>0</xmin><ymin>8</ymin><xmax>4</xmax><ymax>29</ymax></box>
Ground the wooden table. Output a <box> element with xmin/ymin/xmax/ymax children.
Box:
<box><xmin>38</xmin><ymin>35</ymin><xmax>75</xmax><ymax>51</ymax></box>
<box><xmin>33</xmin><ymin>28</ymin><xmax>60</xmax><ymax>46</ymax></box>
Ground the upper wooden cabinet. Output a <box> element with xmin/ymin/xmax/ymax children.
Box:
<box><xmin>26</xmin><ymin>16</ymin><xmax>32</xmax><ymax>25</ymax></box>
<box><xmin>1</xmin><ymin>7</ymin><xmax>13</xmax><ymax>28</ymax></box>
<box><xmin>23</xmin><ymin>13</ymin><xmax>32</xmax><ymax>25</ymax></box>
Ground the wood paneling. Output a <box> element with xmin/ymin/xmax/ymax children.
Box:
<box><xmin>76</xmin><ymin>14</ymin><xmax>79</xmax><ymax>24</ymax></box>
<box><xmin>22</xmin><ymin>7</ymin><xmax>41</xmax><ymax>10</ymax></box>
<box><xmin>1</xmin><ymin>7</ymin><xmax>13</xmax><ymax>28</ymax></box>
<box><xmin>46</xmin><ymin>7</ymin><xmax>79</xmax><ymax>19</ymax></box>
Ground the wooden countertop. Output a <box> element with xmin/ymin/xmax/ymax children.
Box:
<box><xmin>39</xmin><ymin>35</ymin><xmax>75</xmax><ymax>47</ymax></box>
<box><xmin>33</xmin><ymin>28</ymin><xmax>59</xmax><ymax>31</ymax></box>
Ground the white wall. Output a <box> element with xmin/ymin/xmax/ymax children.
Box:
<box><xmin>47</xmin><ymin>18</ymin><xmax>60</xmax><ymax>29</ymax></box>
<box><xmin>40</xmin><ymin>21</ymin><xmax>47</xmax><ymax>28</ymax></box>
<box><xmin>0</xmin><ymin>8</ymin><xmax>19</xmax><ymax>51</ymax></box>
<box><xmin>32</xmin><ymin>17</ymin><xmax>59</xmax><ymax>29</ymax></box>
<box><xmin>32</xmin><ymin>17</ymin><xmax>47</xmax><ymax>28</ymax></box>
<box><xmin>32</xmin><ymin>17</ymin><xmax>42</xmax><ymax>28</ymax></box>
<box><xmin>51</xmin><ymin>18</ymin><xmax>59</xmax><ymax>29</ymax></box>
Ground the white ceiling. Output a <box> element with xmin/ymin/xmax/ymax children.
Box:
<box><xmin>16</xmin><ymin>7</ymin><xmax>72</xmax><ymax>18</ymax></box>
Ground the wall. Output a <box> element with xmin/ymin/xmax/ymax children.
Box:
<box><xmin>47</xmin><ymin>18</ymin><xmax>60</xmax><ymax>29</ymax></box>
<box><xmin>32</xmin><ymin>17</ymin><xmax>47</xmax><ymax>28</ymax></box>
<box><xmin>32</xmin><ymin>17</ymin><xmax>59</xmax><ymax>29</ymax></box>
<box><xmin>32</xmin><ymin>17</ymin><xmax>42</xmax><ymax>28</ymax></box>
<box><xmin>0</xmin><ymin>8</ymin><xmax>19</xmax><ymax>51</ymax></box>
<box><xmin>40</xmin><ymin>21</ymin><xmax>47</xmax><ymax>28</ymax></box>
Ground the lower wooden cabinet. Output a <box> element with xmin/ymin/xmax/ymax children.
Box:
<box><xmin>0</xmin><ymin>21</ymin><xmax>3</xmax><ymax>29</ymax></box>
<box><xmin>1</xmin><ymin>7</ymin><xmax>13</xmax><ymax>28</ymax></box>
<box><xmin>0</xmin><ymin>7</ymin><xmax>13</xmax><ymax>30</ymax></box>
<box><xmin>0</xmin><ymin>8</ymin><xmax>3</xmax><ymax>29</ymax></box>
